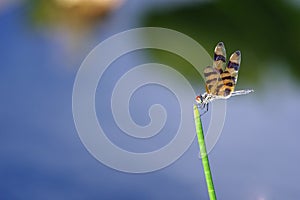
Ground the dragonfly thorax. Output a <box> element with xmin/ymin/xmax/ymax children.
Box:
<box><xmin>196</xmin><ymin>93</ymin><xmax>214</xmax><ymax>106</ymax></box>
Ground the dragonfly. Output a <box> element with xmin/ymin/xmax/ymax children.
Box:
<box><xmin>196</xmin><ymin>42</ymin><xmax>253</xmax><ymax>115</ymax></box>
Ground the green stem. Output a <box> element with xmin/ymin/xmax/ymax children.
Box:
<box><xmin>193</xmin><ymin>105</ymin><xmax>217</xmax><ymax>200</ymax></box>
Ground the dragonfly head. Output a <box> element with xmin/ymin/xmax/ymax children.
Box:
<box><xmin>195</xmin><ymin>95</ymin><xmax>203</xmax><ymax>104</ymax></box>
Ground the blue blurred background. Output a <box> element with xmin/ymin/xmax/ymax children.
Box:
<box><xmin>1</xmin><ymin>0</ymin><xmax>300</xmax><ymax>199</ymax></box>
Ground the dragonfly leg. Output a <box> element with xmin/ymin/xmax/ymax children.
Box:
<box><xmin>200</xmin><ymin>103</ymin><xmax>209</xmax><ymax>116</ymax></box>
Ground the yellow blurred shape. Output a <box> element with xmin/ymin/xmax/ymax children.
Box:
<box><xmin>54</xmin><ymin>0</ymin><xmax>123</xmax><ymax>18</ymax></box>
<box><xmin>55</xmin><ymin>0</ymin><xmax>123</xmax><ymax>10</ymax></box>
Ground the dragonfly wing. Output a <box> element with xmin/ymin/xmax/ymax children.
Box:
<box><xmin>213</xmin><ymin>42</ymin><xmax>227</xmax><ymax>73</ymax></box>
<box><xmin>226</xmin><ymin>50</ymin><xmax>241</xmax><ymax>85</ymax></box>
<box><xmin>216</xmin><ymin>50</ymin><xmax>241</xmax><ymax>97</ymax></box>
<box><xmin>204</xmin><ymin>66</ymin><xmax>221</xmax><ymax>94</ymax></box>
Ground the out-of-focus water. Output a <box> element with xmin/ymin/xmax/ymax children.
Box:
<box><xmin>1</xmin><ymin>1</ymin><xmax>300</xmax><ymax>200</ymax></box>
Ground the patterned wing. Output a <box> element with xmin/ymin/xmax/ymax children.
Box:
<box><xmin>204</xmin><ymin>42</ymin><xmax>226</xmax><ymax>95</ymax></box>
<box><xmin>204</xmin><ymin>66</ymin><xmax>221</xmax><ymax>94</ymax></box>
<box><xmin>213</xmin><ymin>42</ymin><xmax>227</xmax><ymax>73</ymax></box>
<box><xmin>216</xmin><ymin>50</ymin><xmax>241</xmax><ymax>97</ymax></box>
